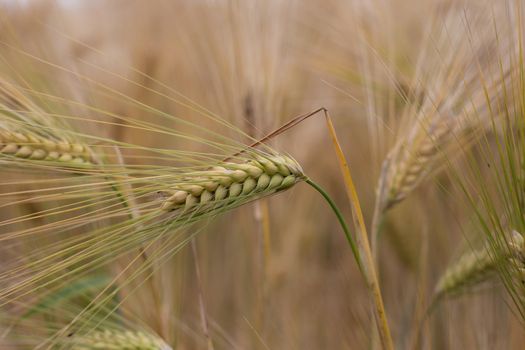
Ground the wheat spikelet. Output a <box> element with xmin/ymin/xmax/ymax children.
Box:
<box><xmin>70</xmin><ymin>329</ymin><xmax>171</xmax><ymax>350</ymax></box>
<box><xmin>435</xmin><ymin>231</ymin><xmax>525</xmax><ymax>298</ymax></box>
<box><xmin>161</xmin><ymin>153</ymin><xmax>304</xmax><ymax>214</ymax></box>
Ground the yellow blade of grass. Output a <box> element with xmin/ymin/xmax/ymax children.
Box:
<box><xmin>323</xmin><ymin>109</ymin><xmax>394</xmax><ymax>350</ymax></box>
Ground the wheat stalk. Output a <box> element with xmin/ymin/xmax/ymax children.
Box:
<box><xmin>70</xmin><ymin>329</ymin><xmax>171</xmax><ymax>350</ymax></box>
<box><xmin>160</xmin><ymin>153</ymin><xmax>304</xmax><ymax>214</ymax></box>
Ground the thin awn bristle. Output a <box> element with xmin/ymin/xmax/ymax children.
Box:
<box><xmin>160</xmin><ymin>153</ymin><xmax>305</xmax><ymax>214</ymax></box>
<box><xmin>434</xmin><ymin>231</ymin><xmax>525</xmax><ymax>299</ymax></box>
<box><xmin>69</xmin><ymin>329</ymin><xmax>172</xmax><ymax>350</ymax></box>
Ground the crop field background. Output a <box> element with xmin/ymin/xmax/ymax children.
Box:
<box><xmin>0</xmin><ymin>0</ymin><xmax>524</xmax><ymax>349</ymax></box>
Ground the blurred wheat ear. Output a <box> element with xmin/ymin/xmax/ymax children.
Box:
<box><xmin>434</xmin><ymin>231</ymin><xmax>525</xmax><ymax>302</ymax></box>
<box><xmin>376</xmin><ymin>43</ymin><xmax>512</xmax><ymax>214</ymax></box>
<box><xmin>434</xmin><ymin>245</ymin><xmax>498</xmax><ymax>299</ymax></box>
<box><xmin>0</xmin><ymin>80</ymin><xmax>95</xmax><ymax>166</ymax></box>
<box><xmin>370</xmin><ymin>6</ymin><xmax>518</xmax><ymax>266</ymax></box>
<box><xmin>69</xmin><ymin>329</ymin><xmax>171</xmax><ymax>350</ymax></box>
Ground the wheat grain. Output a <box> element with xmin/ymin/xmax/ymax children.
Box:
<box><xmin>70</xmin><ymin>329</ymin><xmax>171</xmax><ymax>350</ymax></box>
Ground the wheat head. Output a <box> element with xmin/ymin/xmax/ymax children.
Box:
<box><xmin>70</xmin><ymin>329</ymin><xmax>171</xmax><ymax>350</ymax></box>
<box><xmin>161</xmin><ymin>153</ymin><xmax>304</xmax><ymax>214</ymax></box>
<box><xmin>435</xmin><ymin>231</ymin><xmax>525</xmax><ymax>298</ymax></box>
<box><xmin>0</xmin><ymin>128</ymin><xmax>91</xmax><ymax>164</ymax></box>
<box><xmin>375</xmin><ymin>6</ymin><xmax>515</xmax><ymax>213</ymax></box>
<box><xmin>0</xmin><ymin>80</ymin><xmax>93</xmax><ymax>165</ymax></box>
<box><xmin>434</xmin><ymin>245</ymin><xmax>497</xmax><ymax>298</ymax></box>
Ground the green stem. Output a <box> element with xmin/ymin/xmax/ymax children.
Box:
<box><xmin>306</xmin><ymin>178</ymin><xmax>363</xmax><ymax>274</ymax></box>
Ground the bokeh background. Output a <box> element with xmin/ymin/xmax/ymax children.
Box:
<box><xmin>0</xmin><ymin>0</ymin><xmax>523</xmax><ymax>349</ymax></box>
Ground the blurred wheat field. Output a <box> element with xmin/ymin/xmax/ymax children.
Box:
<box><xmin>0</xmin><ymin>0</ymin><xmax>525</xmax><ymax>349</ymax></box>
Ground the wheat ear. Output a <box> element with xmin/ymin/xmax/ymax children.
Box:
<box><xmin>374</xmin><ymin>7</ymin><xmax>516</xmax><ymax>214</ymax></box>
<box><xmin>0</xmin><ymin>128</ymin><xmax>92</xmax><ymax>164</ymax></box>
<box><xmin>434</xmin><ymin>231</ymin><xmax>525</xmax><ymax>299</ymax></box>
<box><xmin>0</xmin><ymin>80</ymin><xmax>93</xmax><ymax>165</ymax></box>
<box><xmin>70</xmin><ymin>329</ymin><xmax>171</xmax><ymax>350</ymax></box>
<box><xmin>161</xmin><ymin>153</ymin><xmax>304</xmax><ymax>214</ymax></box>
<box><xmin>370</xmin><ymin>8</ymin><xmax>515</xmax><ymax>276</ymax></box>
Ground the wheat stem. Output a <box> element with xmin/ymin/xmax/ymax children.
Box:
<box><xmin>305</xmin><ymin>179</ymin><xmax>361</xmax><ymax>272</ymax></box>
<box><xmin>191</xmin><ymin>240</ymin><xmax>215</xmax><ymax>350</ymax></box>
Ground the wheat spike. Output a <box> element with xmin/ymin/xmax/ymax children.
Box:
<box><xmin>435</xmin><ymin>231</ymin><xmax>525</xmax><ymax>298</ymax></box>
<box><xmin>434</xmin><ymin>246</ymin><xmax>497</xmax><ymax>298</ymax></box>
<box><xmin>0</xmin><ymin>128</ymin><xmax>92</xmax><ymax>164</ymax></box>
<box><xmin>161</xmin><ymin>153</ymin><xmax>304</xmax><ymax>214</ymax></box>
<box><xmin>70</xmin><ymin>329</ymin><xmax>171</xmax><ymax>350</ymax></box>
<box><xmin>0</xmin><ymin>80</ymin><xmax>93</xmax><ymax>165</ymax></box>
<box><xmin>375</xmin><ymin>7</ymin><xmax>515</xmax><ymax>212</ymax></box>
<box><xmin>379</xmin><ymin>74</ymin><xmax>510</xmax><ymax>212</ymax></box>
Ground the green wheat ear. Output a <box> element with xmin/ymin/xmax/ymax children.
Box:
<box><xmin>69</xmin><ymin>329</ymin><xmax>171</xmax><ymax>350</ymax></box>
<box><xmin>160</xmin><ymin>152</ymin><xmax>305</xmax><ymax>215</ymax></box>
